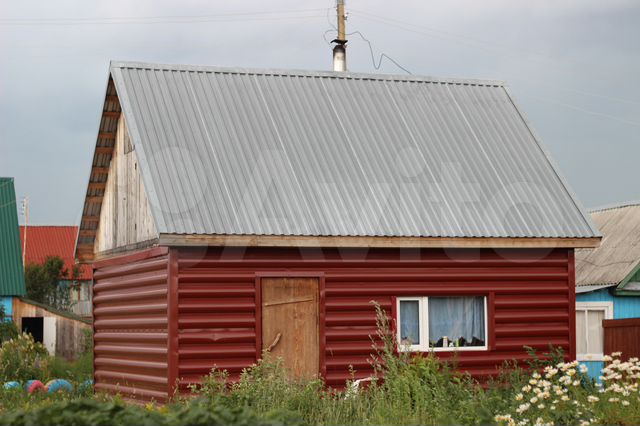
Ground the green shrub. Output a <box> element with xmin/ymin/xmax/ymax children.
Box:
<box><xmin>0</xmin><ymin>307</ymin><xmax>18</xmax><ymax>344</ymax></box>
<box><xmin>0</xmin><ymin>397</ymin><xmax>301</xmax><ymax>426</ymax></box>
<box><xmin>0</xmin><ymin>399</ymin><xmax>165</xmax><ymax>426</ymax></box>
<box><xmin>0</xmin><ymin>333</ymin><xmax>49</xmax><ymax>383</ymax></box>
<box><xmin>166</xmin><ymin>397</ymin><xmax>302</xmax><ymax>426</ymax></box>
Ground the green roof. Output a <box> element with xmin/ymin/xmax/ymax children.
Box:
<box><xmin>0</xmin><ymin>178</ymin><xmax>26</xmax><ymax>296</ymax></box>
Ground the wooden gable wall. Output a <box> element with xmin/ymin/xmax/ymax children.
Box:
<box><xmin>94</xmin><ymin>116</ymin><xmax>158</xmax><ymax>255</ymax></box>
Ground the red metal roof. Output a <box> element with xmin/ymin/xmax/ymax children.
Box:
<box><xmin>19</xmin><ymin>226</ymin><xmax>92</xmax><ymax>280</ymax></box>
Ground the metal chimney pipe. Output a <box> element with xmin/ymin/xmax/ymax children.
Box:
<box><xmin>333</xmin><ymin>44</ymin><xmax>346</xmax><ymax>72</ymax></box>
<box><xmin>332</xmin><ymin>0</ymin><xmax>347</xmax><ymax>72</ymax></box>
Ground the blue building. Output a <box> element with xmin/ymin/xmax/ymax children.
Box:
<box><xmin>576</xmin><ymin>202</ymin><xmax>640</xmax><ymax>377</ymax></box>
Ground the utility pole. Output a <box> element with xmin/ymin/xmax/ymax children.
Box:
<box><xmin>332</xmin><ymin>0</ymin><xmax>347</xmax><ymax>72</ymax></box>
<box><xmin>21</xmin><ymin>196</ymin><xmax>28</xmax><ymax>271</ymax></box>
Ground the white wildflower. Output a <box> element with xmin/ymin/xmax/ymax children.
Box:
<box><xmin>495</xmin><ymin>414</ymin><xmax>512</xmax><ymax>422</ymax></box>
<box><xmin>545</xmin><ymin>368</ymin><xmax>558</xmax><ymax>379</ymax></box>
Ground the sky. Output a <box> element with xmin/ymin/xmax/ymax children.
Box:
<box><xmin>0</xmin><ymin>0</ymin><xmax>638</xmax><ymax>225</ymax></box>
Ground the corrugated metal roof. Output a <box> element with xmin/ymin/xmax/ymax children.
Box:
<box><xmin>109</xmin><ymin>61</ymin><xmax>598</xmax><ymax>239</ymax></box>
<box><xmin>576</xmin><ymin>203</ymin><xmax>640</xmax><ymax>287</ymax></box>
<box><xmin>0</xmin><ymin>178</ymin><xmax>26</xmax><ymax>296</ymax></box>
<box><xmin>19</xmin><ymin>226</ymin><xmax>92</xmax><ymax>280</ymax></box>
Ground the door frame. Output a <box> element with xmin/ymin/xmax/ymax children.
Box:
<box><xmin>255</xmin><ymin>272</ymin><xmax>326</xmax><ymax>378</ymax></box>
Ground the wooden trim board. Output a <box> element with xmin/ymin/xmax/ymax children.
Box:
<box><xmin>159</xmin><ymin>234</ymin><xmax>601</xmax><ymax>249</ymax></box>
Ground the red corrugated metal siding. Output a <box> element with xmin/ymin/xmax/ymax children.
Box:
<box><xmin>92</xmin><ymin>247</ymin><xmax>169</xmax><ymax>401</ymax></box>
<box><xmin>175</xmin><ymin>247</ymin><xmax>574</xmax><ymax>389</ymax></box>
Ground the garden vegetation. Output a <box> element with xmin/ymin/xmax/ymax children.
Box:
<box><xmin>0</xmin><ymin>307</ymin><xmax>639</xmax><ymax>425</ymax></box>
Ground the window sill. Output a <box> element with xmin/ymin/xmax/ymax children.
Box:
<box><xmin>399</xmin><ymin>346</ymin><xmax>488</xmax><ymax>353</ymax></box>
<box><xmin>577</xmin><ymin>354</ymin><xmax>605</xmax><ymax>362</ymax></box>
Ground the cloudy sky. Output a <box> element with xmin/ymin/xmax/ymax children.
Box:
<box><xmin>1</xmin><ymin>0</ymin><xmax>638</xmax><ymax>225</ymax></box>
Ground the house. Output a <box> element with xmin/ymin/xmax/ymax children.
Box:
<box><xmin>0</xmin><ymin>177</ymin><xmax>91</xmax><ymax>358</ymax></box>
<box><xmin>75</xmin><ymin>61</ymin><xmax>600</xmax><ymax>401</ymax></box>
<box><xmin>0</xmin><ymin>177</ymin><xmax>28</xmax><ymax>320</ymax></box>
<box><xmin>20</xmin><ymin>226</ymin><xmax>93</xmax><ymax>317</ymax></box>
<box><xmin>576</xmin><ymin>202</ymin><xmax>640</xmax><ymax>376</ymax></box>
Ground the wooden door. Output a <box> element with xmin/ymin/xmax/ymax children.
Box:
<box><xmin>261</xmin><ymin>277</ymin><xmax>319</xmax><ymax>380</ymax></box>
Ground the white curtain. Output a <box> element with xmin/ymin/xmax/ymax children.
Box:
<box><xmin>399</xmin><ymin>300</ymin><xmax>420</xmax><ymax>345</ymax></box>
<box><xmin>428</xmin><ymin>297</ymin><xmax>485</xmax><ymax>347</ymax></box>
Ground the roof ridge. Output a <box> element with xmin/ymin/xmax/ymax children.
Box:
<box><xmin>590</xmin><ymin>200</ymin><xmax>640</xmax><ymax>213</ymax></box>
<box><xmin>109</xmin><ymin>60</ymin><xmax>506</xmax><ymax>87</ymax></box>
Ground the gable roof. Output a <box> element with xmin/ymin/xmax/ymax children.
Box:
<box><xmin>576</xmin><ymin>203</ymin><xmax>640</xmax><ymax>289</ymax></box>
<box><xmin>77</xmin><ymin>62</ymin><xmax>599</xmax><ymax>254</ymax></box>
<box><xmin>20</xmin><ymin>226</ymin><xmax>92</xmax><ymax>280</ymax></box>
<box><xmin>0</xmin><ymin>178</ymin><xmax>26</xmax><ymax>296</ymax></box>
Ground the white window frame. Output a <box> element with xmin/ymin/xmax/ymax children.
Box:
<box><xmin>397</xmin><ymin>296</ymin><xmax>488</xmax><ymax>352</ymax></box>
<box><xmin>396</xmin><ymin>297</ymin><xmax>425</xmax><ymax>352</ymax></box>
<box><xmin>575</xmin><ymin>301</ymin><xmax>613</xmax><ymax>362</ymax></box>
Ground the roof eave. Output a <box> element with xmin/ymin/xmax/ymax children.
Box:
<box><xmin>159</xmin><ymin>233</ymin><xmax>601</xmax><ymax>249</ymax></box>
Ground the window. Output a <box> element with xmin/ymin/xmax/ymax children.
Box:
<box><xmin>397</xmin><ymin>296</ymin><xmax>488</xmax><ymax>352</ymax></box>
<box><xmin>575</xmin><ymin>302</ymin><xmax>613</xmax><ymax>361</ymax></box>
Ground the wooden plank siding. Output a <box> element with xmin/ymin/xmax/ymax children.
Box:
<box><xmin>604</xmin><ymin>318</ymin><xmax>640</xmax><ymax>360</ymax></box>
<box><xmin>261</xmin><ymin>277</ymin><xmax>319</xmax><ymax>380</ymax></box>
<box><xmin>12</xmin><ymin>298</ymin><xmax>91</xmax><ymax>360</ymax></box>
<box><xmin>94</xmin><ymin>115</ymin><xmax>157</xmax><ymax>254</ymax></box>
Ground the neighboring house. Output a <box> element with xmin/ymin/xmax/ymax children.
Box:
<box><xmin>0</xmin><ymin>177</ymin><xmax>28</xmax><ymax>320</ymax></box>
<box><xmin>75</xmin><ymin>62</ymin><xmax>600</xmax><ymax>401</ymax></box>
<box><xmin>0</xmin><ymin>177</ymin><xmax>91</xmax><ymax>358</ymax></box>
<box><xmin>576</xmin><ymin>202</ymin><xmax>640</xmax><ymax>377</ymax></box>
<box><xmin>20</xmin><ymin>226</ymin><xmax>93</xmax><ymax>317</ymax></box>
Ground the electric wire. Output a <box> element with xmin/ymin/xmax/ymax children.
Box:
<box><xmin>323</xmin><ymin>26</ymin><xmax>412</xmax><ymax>74</ymax></box>
<box><xmin>349</xmin><ymin>9</ymin><xmax>640</xmax><ymax>106</ymax></box>
<box><xmin>0</xmin><ymin>8</ymin><xmax>327</xmax><ymax>26</ymax></box>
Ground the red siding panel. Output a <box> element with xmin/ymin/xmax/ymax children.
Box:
<box><xmin>175</xmin><ymin>247</ymin><xmax>575</xmax><ymax>388</ymax></box>
<box><xmin>92</xmin><ymin>247</ymin><xmax>169</xmax><ymax>401</ymax></box>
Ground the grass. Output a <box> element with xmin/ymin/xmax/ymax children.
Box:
<box><xmin>47</xmin><ymin>353</ymin><xmax>93</xmax><ymax>382</ymax></box>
